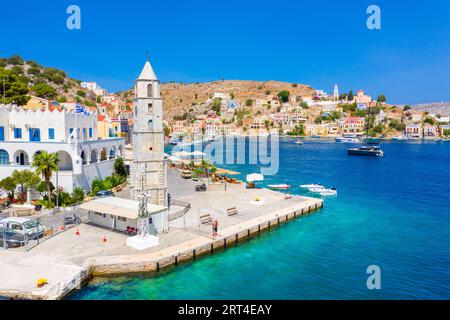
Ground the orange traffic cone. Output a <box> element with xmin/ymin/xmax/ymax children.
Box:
<box><xmin>75</xmin><ymin>229</ymin><xmax>80</xmax><ymax>236</ymax></box>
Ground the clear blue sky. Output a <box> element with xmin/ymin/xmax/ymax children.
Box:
<box><xmin>1</xmin><ymin>0</ymin><xmax>449</xmax><ymax>104</ymax></box>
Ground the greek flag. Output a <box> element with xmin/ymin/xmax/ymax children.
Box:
<box><xmin>75</xmin><ymin>103</ymin><xmax>89</xmax><ymax>116</ymax></box>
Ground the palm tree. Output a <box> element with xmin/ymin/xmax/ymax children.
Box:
<box><xmin>32</xmin><ymin>151</ymin><xmax>59</xmax><ymax>200</ymax></box>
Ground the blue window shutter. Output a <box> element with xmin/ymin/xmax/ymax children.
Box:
<box><xmin>0</xmin><ymin>127</ymin><xmax>4</xmax><ymax>141</ymax></box>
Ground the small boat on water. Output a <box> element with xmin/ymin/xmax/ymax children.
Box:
<box><xmin>336</xmin><ymin>137</ymin><xmax>359</xmax><ymax>143</ymax></box>
<box><xmin>268</xmin><ymin>184</ymin><xmax>291</xmax><ymax>190</ymax></box>
<box><xmin>300</xmin><ymin>184</ymin><xmax>324</xmax><ymax>191</ymax></box>
<box><xmin>309</xmin><ymin>185</ymin><xmax>337</xmax><ymax>196</ymax></box>
<box><xmin>347</xmin><ymin>143</ymin><xmax>384</xmax><ymax>157</ymax></box>
<box><xmin>317</xmin><ymin>188</ymin><xmax>337</xmax><ymax>196</ymax></box>
<box><xmin>311</xmin><ymin>135</ymin><xmax>321</xmax><ymax>138</ymax></box>
<box><xmin>294</xmin><ymin>139</ymin><xmax>303</xmax><ymax>145</ymax></box>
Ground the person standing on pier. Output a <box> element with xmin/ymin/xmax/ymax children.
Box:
<box><xmin>212</xmin><ymin>219</ymin><xmax>219</xmax><ymax>237</ymax></box>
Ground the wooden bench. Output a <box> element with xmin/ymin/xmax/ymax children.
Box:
<box><xmin>200</xmin><ymin>214</ymin><xmax>212</xmax><ymax>224</ymax></box>
<box><xmin>13</xmin><ymin>209</ymin><xmax>33</xmax><ymax>217</ymax></box>
<box><xmin>227</xmin><ymin>207</ymin><xmax>238</xmax><ymax>216</ymax></box>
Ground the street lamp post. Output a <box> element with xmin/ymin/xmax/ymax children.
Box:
<box><xmin>55</xmin><ymin>170</ymin><xmax>59</xmax><ymax>208</ymax></box>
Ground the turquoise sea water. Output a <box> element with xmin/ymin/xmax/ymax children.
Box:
<box><xmin>69</xmin><ymin>139</ymin><xmax>450</xmax><ymax>299</ymax></box>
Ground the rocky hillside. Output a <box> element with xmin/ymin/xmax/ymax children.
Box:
<box><xmin>412</xmin><ymin>102</ymin><xmax>450</xmax><ymax>116</ymax></box>
<box><xmin>0</xmin><ymin>55</ymin><xmax>97</xmax><ymax>106</ymax></box>
<box><xmin>120</xmin><ymin>80</ymin><xmax>315</xmax><ymax>120</ymax></box>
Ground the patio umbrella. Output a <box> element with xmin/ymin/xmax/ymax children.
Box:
<box><xmin>167</xmin><ymin>156</ymin><xmax>182</xmax><ymax>163</ymax></box>
<box><xmin>246</xmin><ymin>173</ymin><xmax>264</xmax><ymax>182</ymax></box>
<box><xmin>173</xmin><ymin>151</ymin><xmax>192</xmax><ymax>158</ymax></box>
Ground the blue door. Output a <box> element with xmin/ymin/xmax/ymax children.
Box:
<box><xmin>29</xmin><ymin>128</ymin><xmax>41</xmax><ymax>142</ymax></box>
<box><xmin>0</xmin><ymin>127</ymin><xmax>4</xmax><ymax>141</ymax></box>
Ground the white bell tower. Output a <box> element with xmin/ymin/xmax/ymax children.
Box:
<box><xmin>130</xmin><ymin>58</ymin><xmax>167</xmax><ymax>206</ymax></box>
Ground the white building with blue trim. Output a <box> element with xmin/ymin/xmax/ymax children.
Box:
<box><xmin>0</xmin><ymin>105</ymin><xmax>125</xmax><ymax>192</ymax></box>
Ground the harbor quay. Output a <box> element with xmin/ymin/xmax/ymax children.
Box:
<box><xmin>0</xmin><ymin>174</ymin><xmax>323</xmax><ymax>300</ymax></box>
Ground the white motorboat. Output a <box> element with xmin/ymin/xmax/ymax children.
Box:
<box><xmin>317</xmin><ymin>188</ymin><xmax>337</xmax><ymax>196</ymax></box>
<box><xmin>336</xmin><ymin>137</ymin><xmax>360</xmax><ymax>143</ymax></box>
<box><xmin>303</xmin><ymin>184</ymin><xmax>337</xmax><ymax>196</ymax></box>
<box><xmin>294</xmin><ymin>139</ymin><xmax>303</xmax><ymax>145</ymax></box>
<box><xmin>391</xmin><ymin>136</ymin><xmax>406</xmax><ymax>141</ymax></box>
<box><xmin>300</xmin><ymin>184</ymin><xmax>324</xmax><ymax>191</ymax></box>
<box><xmin>267</xmin><ymin>184</ymin><xmax>291</xmax><ymax>190</ymax></box>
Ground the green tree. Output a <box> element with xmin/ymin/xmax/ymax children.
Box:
<box><xmin>211</xmin><ymin>98</ymin><xmax>222</xmax><ymax>113</ymax></box>
<box><xmin>338</xmin><ymin>93</ymin><xmax>347</xmax><ymax>100</ymax></box>
<box><xmin>32</xmin><ymin>151</ymin><xmax>59</xmax><ymax>200</ymax></box>
<box><xmin>42</xmin><ymin>68</ymin><xmax>65</xmax><ymax>84</ymax></box>
<box><xmin>245</xmin><ymin>98</ymin><xmax>254</xmax><ymax>107</ymax></box>
<box><xmin>377</xmin><ymin>94</ymin><xmax>386</xmax><ymax>102</ymax></box>
<box><xmin>76</xmin><ymin>90</ymin><xmax>86</xmax><ymax>97</ymax></box>
<box><xmin>163</xmin><ymin>123</ymin><xmax>171</xmax><ymax>137</ymax></box>
<box><xmin>36</xmin><ymin>180</ymin><xmax>54</xmax><ymax>198</ymax></box>
<box><xmin>423</xmin><ymin>117</ymin><xmax>435</xmax><ymax>125</ymax></box>
<box><xmin>7</xmin><ymin>55</ymin><xmax>24</xmax><ymax>65</ymax></box>
<box><xmin>114</xmin><ymin>157</ymin><xmax>127</xmax><ymax>177</ymax></box>
<box><xmin>443</xmin><ymin>129</ymin><xmax>450</xmax><ymax>137</ymax></box>
<box><xmin>73</xmin><ymin>187</ymin><xmax>85</xmax><ymax>204</ymax></box>
<box><xmin>0</xmin><ymin>176</ymin><xmax>17</xmax><ymax>200</ymax></box>
<box><xmin>265</xmin><ymin>90</ymin><xmax>271</xmax><ymax>95</ymax></box>
<box><xmin>348</xmin><ymin>90</ymin><xmax>354</xmax><ymax>101</ymax></box>
<box><xmin>27</xmin><ymin>66</ymin><xmax>42</xmax><ymax>76</ymax></box>
<box><xmin>11</xmin><ymin>170</ymin><xmax>40</xmax><ymax>203</ymax></box>
<box><xmin>0</xmin><ymin>68</ymin><xmax>30</xmax><ymax>105</ymax></box>
<box><xmin>287</xmin><ymin>125</ymin><xmax>305</xmax><ymax>136</ymax></box>
<box><xmin>277</xmin><ymin>90</ymin><xmax>290</xmax><ymax>103</ymax></box>
<box><xmin>389</xmin><ymin>119</ymin><xmax>406</xmax><ymax>132</ymax></box>
<box><xmin>31</xmin><ymin>83</ymin><xmax>57</xmax><ymax>99</ymax></box>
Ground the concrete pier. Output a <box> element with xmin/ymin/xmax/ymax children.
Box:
<box><xmin>0</xmin><ymin>174</ymin><xmax>323</xmax><ymax>300</ymax></box>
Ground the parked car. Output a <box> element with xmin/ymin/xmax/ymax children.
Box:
<box><xmin>96</xmin><ymin>190</ymin><xmax>114</xmax><ymax>197</ymax></box>
<box><xmin>0</xmin><ymin>217</ymin><xmax>45</xmax><ymax>240</ymax></box>
<box><xmin>195</xmin><ymin>183</ymin><xmax>207</xmax><ymax>192</ymax></box>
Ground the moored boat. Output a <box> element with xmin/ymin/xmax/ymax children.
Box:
<box><xmin>268</xmin><ymin>184</ymin><xmax>291</xmax><ymax>190</ymax></box>
<box><xmin>336</xmin><ymin>137</ymin><xmax>359</xmax><ymax>143</ymax></box>
<box><xmin>317</xmin><ymin>188</ymin><xmax>337</xmax><ymax>196</ymax></box>
<box><xmin>300</xmin><ymin>184</ymin><xmax>324</xmax><ymax>191</ymax></box>
<box><xmin>347</xmin><ymin>144</ymin><xmax>384</xmax><ymax>157</ymax></box>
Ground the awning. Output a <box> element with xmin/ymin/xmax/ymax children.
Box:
<box><xmin>79</xmin><ymin>196</ymin><xmax>167</xmax><ymax>220</ymax></box>
<box><xmin>80</xmin><ymin>201</ymin><xmax>138</xmax><ymax>219</ymax></box>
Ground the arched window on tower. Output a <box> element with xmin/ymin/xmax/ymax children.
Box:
<box><xmin>148</xmin><ymin>119</ymin><xmax>153</xmax><ymax>130</ymax></box>
<box><xmin>147</xmin><ymin>83</ymin><xmax>153</xmax><ymax>98</ymax></box>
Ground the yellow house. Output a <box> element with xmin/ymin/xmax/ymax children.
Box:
<box><xmin>97</xmin><ymin>114</ymin><xmax>110</xmax><ymax>139</ymax></box>
<box><xmin>305</xmin><ymin>124</ymin><xmax>328</xmax><ymax>136</ymax></box>
<box><xmin>24</xmin><ymin>95</ymin><xmax>49</xmax><ymax>110</ymax></box>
